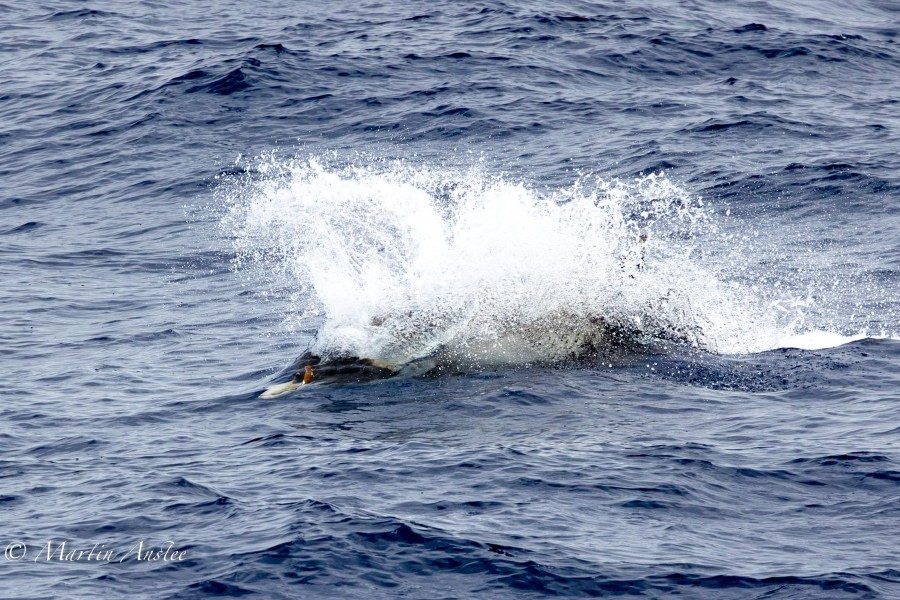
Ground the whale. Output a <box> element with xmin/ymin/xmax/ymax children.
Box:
<box><xmin>259</xmin><ymin>234</ymin><xmax>704</xmax><ymax>400</ymax></box>
<box><xmin>259</xmin><ymin>303</ymin><xmax>706</xmax><ymax>399</ymax></box>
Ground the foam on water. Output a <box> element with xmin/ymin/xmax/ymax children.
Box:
<box><xmin>217</xmin><ymin>154</ymin><xmax>884</xmax><ymax>367</ymax></box>
<box><xmin>775</xmin><ymin>330</ymin><xmax>869</xmax><ymax>351</ymax></box>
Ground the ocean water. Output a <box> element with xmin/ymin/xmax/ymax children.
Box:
<box><xmin>2</xmin><ymin>0</ymin><xmax>899</xmax><ymax>598</ymax></box>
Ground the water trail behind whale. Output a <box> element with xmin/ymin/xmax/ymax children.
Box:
<box><xmin>217</xmin><ymin>154</ymin><xmax>892</xmax><ymax>369</ymax></box>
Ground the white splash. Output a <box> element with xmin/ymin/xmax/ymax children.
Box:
<box><xmin>217</xmin><ymin>154</ymin><xmax>886</xmax><ymax>366</ymax></box>
<box><xmin>776</xmin><ymin>331</ymin><xmax>868</xmax><ymax>351</ymax></box>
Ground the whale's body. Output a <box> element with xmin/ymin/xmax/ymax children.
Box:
<box><xmin>257</xmin><ymin>313</ymin><xmax>678</xmax><ymax>399</ymax></box>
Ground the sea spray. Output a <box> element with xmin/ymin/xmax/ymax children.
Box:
<box><xmin>216</xmin><ymin>154</ymin><xmax>866</xmax><ymax>365</ymax></box>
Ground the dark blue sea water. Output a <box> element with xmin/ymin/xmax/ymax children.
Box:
<box><xmin>2</xmin><ymin>1</ymin><xmax>899</xmax><ymax>598</ymax></box>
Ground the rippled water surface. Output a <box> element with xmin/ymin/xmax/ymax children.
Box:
<box><xmin>2</xmin><ymin>1</ymin><xmax>899</xmax><ymax>598</ymax></box>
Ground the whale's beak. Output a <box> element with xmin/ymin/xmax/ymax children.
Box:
<box><xmin>259</xmin><ymin>380</ymin><xmax>301</xmax><ymax>399</ymax></box>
